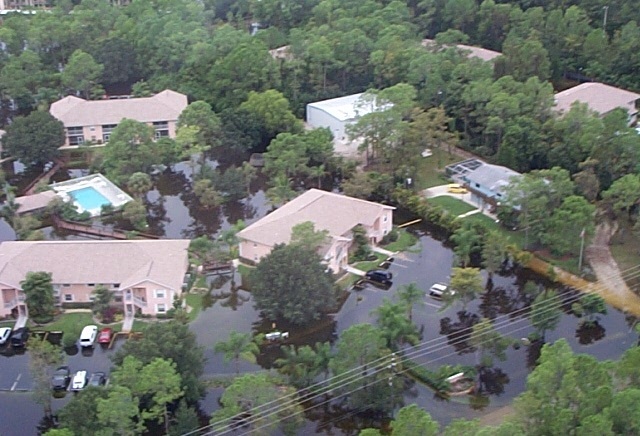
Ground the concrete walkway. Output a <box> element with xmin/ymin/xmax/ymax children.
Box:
<box><xmin>457</xmin><ymin>209</ymin><xmax>481</xmax><ymax>219</ymax></box>
<box><xmin>371</xmin><ymin>246</ymin><xmax>395</xmax><ymax>256</ymax></box>
<box><xmin>343</xmin><ymin>265</ymin><xmax>366</xmax><ymax>276</ymax></box>
<box><xmin>122</xmin><ymin>313</ymin><xmax>134</xmax><ymax>333</ymax></box>
<box><xmin>13</xmin><ymin>313</ymin><xmax>27</xmax><ymax>330</ymax></box>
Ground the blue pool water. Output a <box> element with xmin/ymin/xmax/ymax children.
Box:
<box><xmin>69</xmin><ymin>187</ymin><xmax>111</xmax><ymax>211</ymax></box>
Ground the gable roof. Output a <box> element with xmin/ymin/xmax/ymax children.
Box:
<box><xmin>14</xmin><ymin>191</ymin><xmax>57</xmax><ymax>214</ymax></box>
<box><xmin>421</xmin><ymin>39</ymin><xmax>502</xmax><ymax>62</ymax></box>
<box><xmin>307</xmin><ymin>93</ymin><xmax>365</xmax><ymax>122</ymax></box>
<box><xmin>554</xmin><ymin>82</ymin><xmax>640</xmax><ymax>116</ymax></box>
<box><xmin>465</xmin><ymin>163</ymin><xmax>521</xmax><ymax>196</ymax></box>
<box><xmin>0</xmin><ymin>240</ymin><xmax>190</xmax><ymax>291</ymax></box>
<box><xmin>49</xmin><ymin>90</ymin><xmax>188</xmax><ymax>127</ymax></box>
<box><xmin>237</xmin><ymin>189</ymin><xmax>394</xmax><ymax>247</ymax></box>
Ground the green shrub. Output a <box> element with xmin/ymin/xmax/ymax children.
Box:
<box><xmin>61</xmin><ymin>302</ymin><xmax>93</xmax><ymax>310</ymax></box>
<box><xmin>32</xmin><ymin>314</ymin><xmax>54</xmax><ymax>325</ymax></box>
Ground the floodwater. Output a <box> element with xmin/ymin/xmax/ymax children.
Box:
<box><xmin>0</xmin><ymin>157</ymin><xmax>638</xmax><ymax>435</ymax></box>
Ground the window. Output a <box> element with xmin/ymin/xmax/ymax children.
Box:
<box><xmin>475</xmin><ymin>183</ymin><xmax>480</xmax><ymax>188</ymax></box>
<box><xmin>113</xmin><ymin>283</ymin><xmax>120</xmax><ymax>288</ymax></box>
<box><xmin>64</xmin><ymin>294</ymin><xmax>73</xmax><ymax>302</ymax></box>
<box><xmin>383</xmin><ymin>215</ymin><xmax>388</xmax><ymax>222</ymax></box>
<box><xmin>154</xmin><ymin>289</ymin><xmax>166</xmax><ymax>299</ymax></box>
<box><xmin>63</xmin><ymin>284</ymin><xmax>71</xmax><ymax>287</ymax></box>
<box><xmin>156</xmin><ymin>304</ymin><xmax>166</xmax><ymax>313</ymax></box>
<box><xmin>67</xmin><ymin>126</ymin><xmax>84</xmax><ymax>145</ymax></box>
<box><xmin>88</xmin><ymin>283</ymin><xmax>95</xmax><ymax>287</ymax></box>
<box><xmin>153</xmin><ymin>121</ymin><xmax>169</xmax><ymax>139</ymax></box>
<box><xmin>102</xmin><ymin>124</ymin><xmax>117</xmax><ymax>143</ymax></box>
<box><xmin>88</xmin><ymin>295</ymin><xmax>95</xmax><ymax>302</ymax></box>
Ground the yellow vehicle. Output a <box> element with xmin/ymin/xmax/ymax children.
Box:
<box><xmin>447</xmin><ymin>184</ymin><xmax>468</xmax><ymax>194</ymax></box>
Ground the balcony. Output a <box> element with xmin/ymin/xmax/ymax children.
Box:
<box><xmin>133</xmin><ymin>296</ymin><xmax>147</xmax><ymax>308</ymax></box>
<box><xmin>3</xmin><ymin>298</ymin><xmax>16</xmax><ymax>309</ymax></box>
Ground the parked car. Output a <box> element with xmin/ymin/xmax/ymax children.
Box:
<box><xmin>79</xmin><ymin>325</ymin><xmax>98</xmax><ymax>348</ymax></box>
<box><xmin>51</xmin><ymin>366</ymin><xmax>71</xmax><ymax>391</ymax></box>
<box><xmin>365</xmin><ymin>270</ymin><xmax>393</xmax><ymax>285</ymax></box>
<box><xmin>70</xmin><ymin>371</ymin><xmax>88</xmax><ymax>391</ymax></box>
<box><xmin>0</xmin><ymin>327</ymin><xmax>12</xmax><ymax>345</ymax></box>
<box><xmin>97</xmin><ymin>328</ymin><xmax>113</xmax><ymax>345</ymax></box>
<box><xmin>87</xmin><ymin>372</ymin><xmax>107</xmax><ymax>387</ymax></box>
<box><xmin>428</xmin><ymin>283</ymin><xmax>454</xmax><ymax>299</ymax></box>
<box><xmin>10</xmin><ymin>327</ymin><xmax>29</xmax><ymax>347</ymax></box>
<box><xmin>447</xmin><ymin>184</ymin><xmax>468</xmax><ymax>194</ymax></box>
<box><xmin>265</xmin><ymin>331</ymin><xmax>289</xmax><ymax>342</ymax></box>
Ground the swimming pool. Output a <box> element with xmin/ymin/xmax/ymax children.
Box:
<box><xmin>69</xmin><ymin>187</ymin><xmax>111</xmax><ymax>211</ymax></box>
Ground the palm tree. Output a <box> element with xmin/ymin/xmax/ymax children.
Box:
<box><xmin>373</xmin><ymin>300</ymin><xmax>419</xmax><ymax>351</ymax></box>
<box><xmin>450</xmin><ymin>223</ymin><xmax>483</xmax><ymax>267</ymax></box>
<box><xmin>266</xmin><ymin>174</ymin><xmax>296</xmax><ymax>207</ymax></box>
<box><xmin>214</xmin><ymin>331</ymin><xmax>260</xmax><ymax>374</ymax></box>
<box><xmin>275</xmin><ymin>344</ymin><xmax>318</xmax><ymax>388</ymax></box>
<box><xmin>397</xmin><ymin>282</ymin><xmax>424</xmax><ymax>321</ymax></box>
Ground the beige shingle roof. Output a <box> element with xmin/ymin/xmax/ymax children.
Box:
<box><xmin>49</xmin><ymin>90</ymin><xmax>188</xmax><ymax>127</ymax></box>
<box><xmin>421</xmin><ymin>39</ymin><xmax>502</xmax><ymax>62</ymax></box>
<box><xmin>237</xmin><ymin>189</ymin><xmax>394</xmax><ymax>247</ymax></box>
<box><xmin>0</xmin><ymin>239</ymin><xmax>190</xmax><ymax>291</ymax></box>
<box><xmin>554</xmin><ymin>82</ymin><xmax>640</xmax><ymax>116</ymax></box>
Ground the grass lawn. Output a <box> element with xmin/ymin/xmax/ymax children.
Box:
<box><xmin>185</xmin><ymin>293</ymin><xmax>204</xmax><ymax>321</ymax></box>
<box><xmin>353</xmin><ymin>253</ymin><xmax>387</xmax><ymax>273</ymax></box>
<box><xmin>462</xmin><ymin>213</ymin><xmax>500</xmax><ymax>229</ymax></box>
<box><xmin>429</xmin><ymin>196</ymin><xmax>476</xmax><ymax>216</ymax></box>
<box><xmin>384</xmin><ymin>228</ymin><xmax>419</xmax><ymax>252</ymax></box>
<box><xmin>414</xmin><ymin>149</ymin><xmax>459</xmax><ymax>190</ymax></box>
<box><xmin>42</xmin><ymin>312</ymin><xmax>94</xmax><ymax>333</ymax></box>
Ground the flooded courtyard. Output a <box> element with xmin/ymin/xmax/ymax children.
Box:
<box><xmin>0</xmin><ymin>157</ymin><xmax>638</xmax><ymax>435</ymax></box>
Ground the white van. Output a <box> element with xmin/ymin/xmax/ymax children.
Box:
<box><xmin>79</xmin><ymin>325</ymin><xmax>98</xmax><ymax>348</ymax></box>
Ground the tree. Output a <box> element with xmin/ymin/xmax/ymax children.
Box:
<box><xmin>543</xmin><ymin>195</ymin><xmax>595</xmax><ymax>256</ymax></box>
<box><xmin>450</xmin><ymin>222</ymin><xmax>484</xmax><ymax>267</ymax></box>
<box><xmin>601</xmin><ymin>174</ymin><xmax>640</xmax><ymax>221</ymax></box>
<box><xmin>397</xmin><ymin>282</ymin><xmax>424</xmax><ymax>321</ymax></box>
<box><xmin>448</xmin><ymin>267</ymin><xmax>484</xmax><ymax>311</ymax></box>
<box><xmin>177</xmin><ymin>125</ymin><xmax>210</xmax><ymax>173</ymax></box>
<box><xmin>329</xmin><ymin>324</ymin><xmax>402</xmax><ymax>413</ymax></box>
<box><xmin>469</xmin><ymin>318</ymin><xmax>510</xmax><ymax>368</ymax></box>
<box><xmin>101</xmin><ymin>119</ymin><xmax>160</xmax><ymax>184</ymax></box>
<box><xmin>374</xmin><ymin>300</ymin><xmax>420</xmax><ymax>351</ymax></box>
<box><xmin>193</xmin><ymin>179</ymin><xmax>222</xmax><ymax>209</ymax></box>
<box><xmin>390</xmin><ymin>404</ymin><xmax>439</xmax><ymax>436</ymax></box>
<box><xmin>251</xmin><ymin>244</ymin><xmax>335</xmax><ymax>325</ymax></box>
<box><xmin>21</xmin><ymin>271</ymin><xmax>55</xmax><ymax>322</ymax></box>
<box><xmin>58</xmin><ymin>387</ymin><xmax>109</xmax><ymax>434</ymax></box>
<box><xmin>96</xmin><ymin>385</ymin><xmax>143</xmax><ymax>436</ymax></box>
<box><xmin>177</xmin><ymin>100</ymin><xmax>222</xmax><ymax>149</ymax></box>
<box><xmin>112</xmin><ymin>321</ymin><xmax>205</xmax><ymax>404</ymax></box>
<box><xmin>210</xmin><ymin>373</ymin><xmax>304</xmax><ymax>435</ymax></box>
<box><xmin>122</xmin><ymin>200</ymin><xmax>148</xmax><ymax>231</ymax></box>
<box><xmin>168</xmin><ymin>400</ymin><xmax>199</xmax><ymax>436</ymax></box>
<box><xmin>61</xmin><ymin>49</ymin><xmax>104</xmax><ymax>99</ymax></box>
<box><xmin>4</xmin><ymin>111</ymin><xmax>64</xmax><ymax>167</ymax></box>
<box><xmin>290</xmin><ymin>221</ymin><xmax>329</xmax><ymax>251</ymax></box>
<box><xmin>513</xmin><ymin>340</ymin><xmax>614</xmax><ymax>435</ymax></box>
<box><xmin>92</xmin><ymin>285</ymin><xmax>113</xmax><ymax>320</ymax></box>
<box><xmin>127</xmin><ymin>172</ymin><xmax>153</xmax><ymax>200</ymax></box>
<box><xmin>239</xmin><ymin>89</ymin><xmax>301</xmax><ymax>140</ymax></box>
<box><xmin>275</xmin><ymin>344</ymin><xmax>320</xmax><ymax>388</ymax></box>
<box><xmin>572</xmin><ymin>294</ymin><xmax>607</xmax><ymax>326</ymax></box>
<box><xmin>481</xmin><ymin>231</ymin><xmax>508</xmax><ymax>283</ymax></box>
<box><xmin>27</xmin><ymin>338</ymin><xmax>63</xmax><ymax>415</ymax></box>
<box><xmin>111</xmin><ymin>356</ymin><xmax>183</xmax><ymax>433</ymax></box>
<box><xmin>530</xmin><ymin>289</ymin><xmax>562</xmax><ymax>341</ymax></box>
<box><xmin>214</xmin><ymin>331</ymin><xmax>260</xmax><ymax>374</ymax></box>
<box><xmin>265</xmin><ymin>174</ymin><xmax>297</xmax><ymax>207</ymax></box>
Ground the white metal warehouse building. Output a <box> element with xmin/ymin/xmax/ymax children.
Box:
<box><xmin>306</xmin><ymin>93</ymin><xmax>369</xmax><ymax>142</ymax></box>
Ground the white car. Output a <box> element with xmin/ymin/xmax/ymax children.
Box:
<box><xmin>0</xmin><ymin>327</ymin><xmax>11</xmax><ymax>345</ymax></box>
<box><xmin>428</xmin><ymin>283</ymin><xmax>450</xmax><ymax>299</ymax></box>
<box><xmin>79</xmin><ymin>325</ymin><xmax>98</xmax><ymax>348</ymax></box>
<box><xmin>71</xmin><ymin>371</ymin><xmax>87</xmax><ymax>391</ymax></box>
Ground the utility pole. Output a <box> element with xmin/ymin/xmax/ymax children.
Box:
<box><xmin>578</xmin><ymin>228</ymin><xmax>586</xmax><ymax>272</ymax></box>
<box><xmin>603</xmin><ymin>6</ymin><xmax>609</xmax><ymax>32</ymax></box>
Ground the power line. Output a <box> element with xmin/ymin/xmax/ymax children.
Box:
<box><xmin>187</xmin><ymin>263</ymin><xmax>640</xmax><ymax>435</ymax></box>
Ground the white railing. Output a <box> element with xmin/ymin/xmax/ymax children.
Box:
<box><xmin>133</xmin><ymin>296</ymin><xmax>147</xmax><ymax>307</ymax></box>
<box><xmin>3</xmin><ymin>299</ymin><xmax>16</xmax><ymax>309</ymax></box>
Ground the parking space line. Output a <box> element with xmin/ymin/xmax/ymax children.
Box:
<box><xmin>10</xmin><ymin>373</ymin><xmax>21</xmax><ymax>391</ymax></box>
<box><xmin>424</xmin><ymin>302</ymin><xmax>442</xmax><ymax>309</ymax></box>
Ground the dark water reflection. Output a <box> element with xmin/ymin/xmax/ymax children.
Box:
<box><xmin>0</xmin><ymin>159</ymin><xmax>639</xmax><ymax>434</ymax></box>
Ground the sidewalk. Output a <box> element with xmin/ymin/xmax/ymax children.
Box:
<box><xmin>122</xmin><ymin>313</ymin><xmax>134</xmax><ymax>333</ymax></box>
